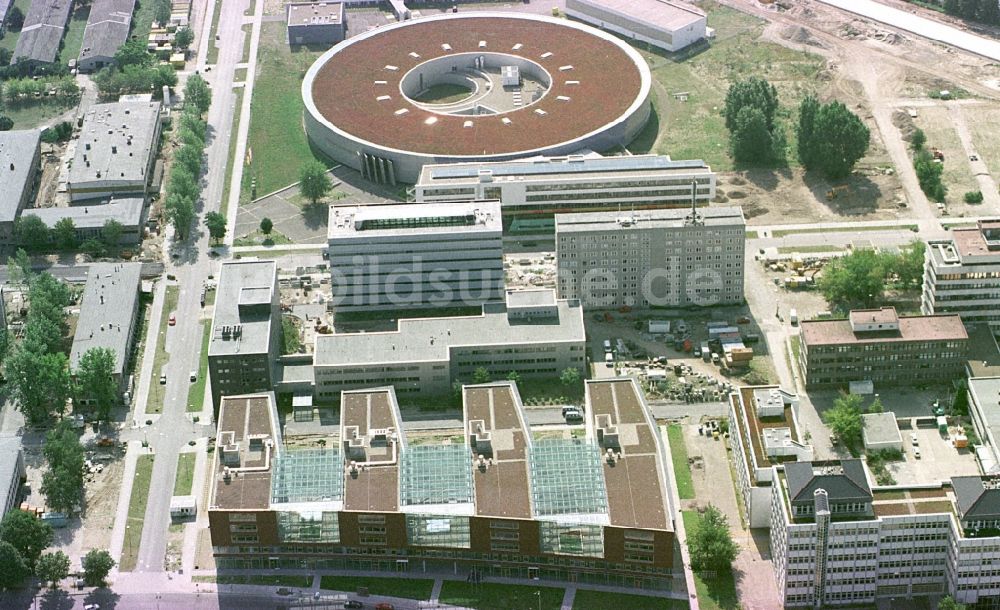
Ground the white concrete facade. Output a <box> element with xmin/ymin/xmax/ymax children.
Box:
<box><xmin>923</xmin><ymin>221</ymin><xmax>1000</xmax><ymax>335</ymax></box>
<box><xmin>564</xmin><ymin>0</ymin><xmax>707</xmax><ymax>53</ymax></box>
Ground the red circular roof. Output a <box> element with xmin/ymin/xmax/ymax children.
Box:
<box><xmin>307</xmin><ymin>15</ymin><xmax>645</xmax><ymax>156</ymax></box>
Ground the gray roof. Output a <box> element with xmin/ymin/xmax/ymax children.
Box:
<box><xmin>26</xmin><ymin>198</ymin><xmax>145</xmax><ymax>230</ymax></box>
<box><xmin>422</xmin><ymin>154</ymin><xmax>711</xmax><ymax>184</ymax></box>
<box><xmin>314</xmin><ymin>299</ymin><xmax>585</xmax><ymax>366</ymax></box>
<box><xmin>0</xmin><ymin>435</ymin><xmax>23</xmax><ymax>515</ymax></box>
<box><xmin>568</xmin><ymin>0</ymin><xmax>705</xmax><ymax>32</ymax></box>
<box><xmin>953</xmin><ymin>476</ymin><xmax>1000</xmax><ymax>521</ymax></box>
<box><xmin>67</xmin><ymin>101</ymin><xmax>161</xmax><ymax>191</ymax></box>
<box><xmin>69</xmin><ymin>263</ymin><xmax>142</xmax><ymax>375</ymax></box>
<box><xmin>862</xmin><ymin>412</ymin><xmax>902</xmax><ymax>445</ymax></box>
<box><xmin>555</xmin><ymin>206</ymin><xmax>745</xmax><ymax>233</ymax></box>
<box><xmin>209</xmin><ymin>260</ymin><xmax>277</xmax><ymax>357</ymax></box>
<box><xmin>78</xmin><ymin>0</ymin><xmax>135</xmax><ymax>64</ymax></box>
<box><xmin>328</xmin><ymin>201</ymin><xmax>502</xmax><ymax>240</ymax></box>
<box><xmin>0</xmin><ymin>130</ymin><xmax>41</xmax><ymax>225</ymax></box>
<box><xmin>12</xmin><ymin>0</ymin><xmax>73</xmax><ymax>64</ymax></box>
<box><xmin>0</xmin><ymin>0</ymin><xmax>13</xmax><ymax>25</ymax></box>
<box><xmin>287</xmin><ymin>1</ymin><xmax>343</xmax><ymax>27</ymax></box>
<box><xmin>506</xmin><ymin>289</ymin><xmax>556</xmax><ymax>308</ymax></box>
<box><xmin>785</xmin><ymin>460</ymin><xmax>872</xmax><ymax>504</ymax></box>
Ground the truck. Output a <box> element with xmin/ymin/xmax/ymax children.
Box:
<box><xmin>789</xmin><ymin>309</ymin><xmax>798</xmax><ymax>325</ymax></box>
<box><xmin>648</xmin><ymin>320</ymin><xmax>671</xmax><ymax>334</ymax></box>
<box><xmin>701</xmin><ymin>343</ymin><xmax>710</xmax><ymax>362</ymax></box>
<box><xmin>604</xmin><ymin>353</ymin><xmax>614</xmax><ymax>367</ymax></box>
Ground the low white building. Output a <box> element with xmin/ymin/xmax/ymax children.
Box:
<box><xmin>564</xmin><ymin>0</ymin><xmax>707</xmax><ymax>53</ymax></box>
<box><xmin>862</xmin><ymin>412</ymin><xmax>902</xmax><ymax>452</ymax></box>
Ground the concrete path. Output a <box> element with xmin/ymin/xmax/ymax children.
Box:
<box><xmin>430</xmin><ymin>578</ymin><xmax>443</xmax><ymax>604</ymax></box>
<box><xmin>108</xmin><ymin>441</ymin><xmax>152</xmax><ymax>573</ymax></box>
<box><xmin>180</xmin><ymin>436</ymin><xmax>210</xmax><ymax>576</ymax></box>
<box><xmin>560</xmin><ymin>587</ymin><xmax>575</xmax><ymax>610</ymax></box>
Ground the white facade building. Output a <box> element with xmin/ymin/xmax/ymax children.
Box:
<box><xmin>327</xmin><ymin>201</ymin><xmax>504</xmax><ymax>312</ymax></box>
<box><xmin>923</xmin><ymin>220</ymin><xmax>1000</xmax><ymax>335</ymax></box>
<box><xmin>564</xmin><ymin>0</ymin><xmax>707</xmax><ymax>53</ymax></box>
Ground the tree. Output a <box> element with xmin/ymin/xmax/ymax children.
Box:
<box><xmin>472</xmin><ymin>367</ymin><xmax>491</xmax><ymax>384</ymax></box>
<box><xmin>53</xmin><ymin>217</ymin><xmax>77</xmax><ymax>250</ymax></box>
<box><xmin>796</xmin><ymin>95</ymin><xmax>820</xmax><ymax>167</ymax></box>
<box><xmin>101</xmin><ymin>219</ymin><xmax>123</xmax><ymax>248</ymax></box>
<box><xmin>81</xmin><ymin>549</ymin><xmax>115</xmax><ymax>587</ymax></box>
<box><xmin>259</xmin><ymin>217</ymin><xmax>273</xmax><ymax>236</ymax></box>
<box><xmin>7</xmin><ymin>348</ymin><xmax>71</xmax><ymax>426</ymax></box>
<box><xmin>915</xmin><ymin>149</ymin><xmax>946</xmax><ymax>202</ymax></box>
<box><xmin>204</xmin><ymin>211</ymin><xmax>227</xmax><ymax>243</ymax></box>
<box><xmin>938</xmin><ymin>596</ymin><xmax>967</xmax><ymax>610</ymax></box>
<box><xmin>81</xmin><ymin>239</ymin><xmax>106</xmax><ymax>259</ymax></box>
<box><xmin>818</xmin><ymin>249</ymin><xmax>887</xmax><ymax>308</ymax></box>
<box><xmin>724</xmin><ymin>77</ymin><xmax>779</xmax><ymax>132</ymax></box>
<box><xmin>688</xmin><ymin>505</ymin><xmax>739</xmax><ymax>574</ymax></box>
<box><xmin>910</xmin><ymin>127</ymin><xmax>926</xmax><ymax>151</ymax></box>
<box><xmin>184</xmin><ymin>73</ymin><xmax>211</xmax><ymax>114</ymax></box>
<box><xmin>823</xmin><ymin>393</ymin><xmax>865</xmax><ymax>450</ymax></box>
<box><xmin>0</xmin><ymin>509</ymin><xmax>53</xmax><ymax>568</ymax></box>
<box><xmin>299</xmin><ymin>161</ymin><xmax>332</xmax><ymax>204</ymax></box>
<box><xmin>168</xmin><ymin>165</ymin><xmax>199</xmax><ymax>202</ymax></box>
<box><xmin>13</xmin><ymin>214</ymin><xmax>50</xmax><ymax>248</ymax></box>
<box><xmin>506</xmin><ymin>371</ymin><xmax>521</xmax><ymax>384</ymax></box>
<box><xmin>76</xmin><ymin>347</ymin><xmax>118</xmax><ymax>422</ymax></box>
<box><xmin>0</xmin><ymin>115</ymin><xmax>12</xmax><ymax>131</ymax></box>
<box><xmin>6</xmin><ymin>5</ymin><xmax>24</xmax><ymax>31</ymax></box>
<box><xmin>174</xmin><ymin>144</ymin><xmax>202</xmax><ymax>177</ymax></box>
<box><xmin>560</xmin><ymin>367</ymin><xmax>581</xmax><ymax>387</ymax></box>
<box><xmin>152</xmin><ymin>0</ymin><xmax>172</xmax><ymax>26</ymax></box>
<box><xmin>885</xmin><ymin>239</ymin><xmax>925</xmax><ymax>289</ymax></box>
<box><xmin>35</xmin><ymin>551</ymin><xmax>70</xmax><ymax>588</ymax></box>
<box><xmin>174</xmin><ymin>27</ymin><xmax>194</xmax><ymax>50</ymax></box>
<box><xmin>729</xmin><ymin>106</ymin><xmax>773</xmax><ymax>163</ymax></box>
<box><xmin>7</xmin><ymin>248</ymin><xmax>32</xmax><ymax>287</ymax></box>
<box><xmin>165</xmin><ymin>192</ymin><xmax>195</xmax><ymax>238</ymax></box>
<box><xmin>114</xmin><ymin>38</ymin><xmax>153</xmax><ymax>68</ymax></box>
<box><xmin>41</xmin><ymin>422</ymin><xmax>85</xmax><ymax>514</ymax></box>
<box><xmin>808</xmin><ymin>101</ymin><xmax>870</xmax><ymax>180</ymax></box>
<box><xmin>0</xmin><ymin>541</ymin><xmax>28</xmax><ymax>590</ymax></box>
<box><xmin>867</xmin><ymin>397</ymin><xmax>884</xmax><ymax>414</ymax></box>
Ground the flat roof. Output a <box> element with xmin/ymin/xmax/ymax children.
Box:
<box><xmin>78</xmin><ymin>0</ymin><xmax>134</xmax><ymax>63</ymax></box>
<box><xmin>506</xmin><ymin>289</ymin><xmax>556</xmax><ymax>308</ymax></box>
<box><xmin>287</xmin><ymin>1</ymin><xmax>343</xmax><ymax>26</ymax></box>
<box><xmin>850</xmin><ymin>307</ymin><xmax>898</xmax><ymax>326</ymax></box>
<box><xmin>862</xmin><ymin>412</ymin><xmax>902</xmax><ymax>445</ymax></box>
<box><xmin>419</xmin><ymin>154</ymin><xmax>711</xmax><ymax>184</ymax></box>
<box><xmin>465</xmin><ymin>382</ymin><xmax>533</xmax><ymax>519</ymax></box>
<box><xmin>67</xmin><ymin>100</ymin><xmax>161</xmax><ymax>190</ymax></box>
<box><xmin>328</xmin><ymin>201</ymin><xmax>501</xmax><ymax>239</ymax></box>
<box><xmin>13</xmin><ymin>0</ymin><xmax>73</xmax><ymax>64</ymax></box>
<box><xmin>313</xmin><ymin>298</ymin><xmax>584</xmax><ymax>366</ymax></box>
<box><xmin>586</xmin><ymin>378</ymin><xmax>671</xmax><ymax>531</ymax></box>
<box><xmin>730</xmin><ymin>386</ymin><xmax>800</xmax><ymax>480</ymax></box>
<box><xmin>0</xmin><ymin>130</ymin><xmax>41</xmax><ymax>225</ymax></box>
<box><xmin>555</xmin><ymin>206</ymin><xmax>745</xmax><ymax>233</ymax></box>
<box><xmin>341</xmin><ymin>388</ymin><xmax>403</xmax><ymax>513</ymax></box>
<box><xmin>69</xmin><ymin>263</ymin><xmax>142</xmax><ymax>376</ymax></box>
<box><xmin>570</xmin><ymin>0</ymin><xmax>706</xmax><ymax>32</ymax></box>
<box><xmin>27</xmin><ymin>198</ymin><xmax>144</xmax><ymax>230</ymax></box>
<box><xmin>209</xmin><ymin>260</ymin><xmax>277</xmax><ymax>357</ymax></box>
<box><xmin>210</xmin><ymin>393</ymin><xmax>280</xmax><ymax>511</ymax></box>
<box><xmin>801</xmin><ymin>313</ymin><xmax>968</xmax><ymax>346</ymax></box>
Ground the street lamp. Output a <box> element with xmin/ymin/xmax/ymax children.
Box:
<box><xmin>535</xmin><ymin>589</ymin><xmax>541</xmax><ymax>610</ymax></box>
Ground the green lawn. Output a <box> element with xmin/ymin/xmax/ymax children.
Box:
<box><xmin>131</xmin><ymin>0</ymin><xmax>159</xmax><ymax>39</ymax></box>
<box><xmin>4</xmin><ymin>101</ymin><xmax>77</xmax><ymax>130</ymax></box>
<box><xmin>219</xmin><ymin>87</ymin><xmax>245</xmax><ymax>219</ymax></box>
<box><xmin>771</xmin><ymin>224</ymin><xmax>918</xmax><ymax>237</ymax></box>
<box><xmin>413</xmin><ymin>83</ymin><xmax>473</xmax><ymax>104</ymax></box>
<box><xmin>668</xmin><ymin>425</ymin><xmax>695</xmax><ymax>500</ymax></box>
<box><xmin>233</xmin><ymin>229</ymin><xmax>293</xmax><ymax>247</ymax></box>
<box><xmin>242</xmin><ymin>22</ymin><xmax>330</xmax><ymax>200</ymax></box>
<box><xmin>0</xmin><ymin>0</ymin><xmax>31</xmax><ymax>53</ymax></box>
<box><xmin>207</xmin><ymin>0</ymin><xmax>224</xmax><ymax>64</ymax></box>
<box><xmin>120</xmin><ymin>454</ymin><xmax>155</xmax><ymax>571</ymax></box>
<box><xmin>573</xmin><ymin>590</ymin><xmax>688</xmax><ymax>610</ymax></box>
<box><xmin>319</xmin><ymin>576</ymin><xmax>434</xmax><ymax>600</ymax></box>
<box><xmin>776</xmin><ymin>245</ymin><xmax>845</xmax><ymax>254</ymax></box>
<box><xmin>56</xmin><ymin>4</ymin><xmax>90</xmax><ymax>66</ymax></box>
<box><xmin>148</xmin><ymin>286</ymin><xmax>180</xmax><ymax>415</ymax></box>
<box><xmin>173</xmin><ymin>452</ymin><xmax>196</xmax><ymax>496</ymax></box>
<box><xmin>195</xmin><ymin>574</ymin><xmax>312</xmax><ymax>587</ymax></box>
<box><xmin>186</xmin><ymin>320</ymin><xmax>211</xmax><ymax>412</ymax></box>
<box><xmin>234</xmin><ymin>247</ymin><xmax>313</xmax><ymax>258</ymax></box>
<box><xmin>439</xmin><ymin>582</ymin><xmax>564</xmax><ymax>610</ymax></box>
<box><xmin>681</xmin><ymin>511</ymin><xmax>739</xmax><ymax>610</ymax></box>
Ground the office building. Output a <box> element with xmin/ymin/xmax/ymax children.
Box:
<box><xmin>208</xmin><ymin>378</ymin><xmax>675</xmax><ymax>588</ymax></box>
<box><xmin>555</xmin><ymin>206</ymin><xmax>745</xmax><ymax>309</ymax></box>
<box><xmin>965</xmin><ymin>376</ymin><xmax>1000</xmax><ymax>475</ymax></box>
<box><xmin>798</xmin><ymin>307</ymin><xmax>968</xmax><ymax>389</ymax></box>
<box><xmin>208</xmin><ymin>260</ymin><xmax>280</xmax><ymax>408</ymax></box>
<box><xmin>77</xmin><ymin>0</ymin><xmax>136</xmax><ymax>73</ymax></box>
<box><xmin>924</xmin><ymin>220</ymin><xmax>1000</xmax><ymax>335</ymax></box>
<box><xmin>286</xmin><ymin>2</ymin><xmax>345</xmax><ymax>45</ymax></box>
<box><xmin>327</xmin><ymin>201</ymin><xmax>504</xmax><ymax>312</ymax></box>
<box><xmin>69</xmin><ymin>263</ymin><xmax>142</xmax><ymax>401</ymax></box>
<box><xmin>564</xmin><ymin>0</ymin><xmax>707</xmax><ymax>53</ymax></box>
<box><xmin>0</xmin><ymin>436</ymin><xmax>24</xmax><ymax>518</ymax></box>
<box><xmin>414</xmin><ymin>154</ymin><xmax>716</xmax><ymax>216</ymax></box>
<box><xmin>0</xmin><ymin>129</ymin><xmax>42</xmax><ymax>241</ymax></box>
<box><xmin>312</xmin><ymin>289</ymin><xmax>585</xmax><ymax>400</ymax></box>
<box><xmin>67</xmin><ymin>100</ymin><xmax>162</xmax><ymax>201</ymax></box>
<box><xmin>26</xmin><ymin>198</ymin><xmax>147</xmax><ymax>245</ymax></box>
<box><xmin>12</xmin><ymin>0</ymin><xmax>73</xmax><ymax>65</ymax></box>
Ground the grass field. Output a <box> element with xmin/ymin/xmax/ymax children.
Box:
<box><xmin>219</xmin><ymin>87</ymin><xmax>244</xmax><ymax>219</ymax></box>
<box><xmin>439</xmin><ymin>582</ymin><xmax>564</xmax><ymax>610</ymax></box>
<box><xmin>319</xmin><ymin>576</ymin><xmax>434</xmax><ymax>600</ymax></box>
<box><xmin>173</xmin><ymin>452</ymin><xmax>196</xmax><ymax>496</ymax></box>
<box><xmin>668</xmin><ymin>424</ymin><xmax>695</xmax><ymax>500</ymax></box>
<box><xmin>56</xmin><ymin>4</ymin><xmax>90</xmax><ymax>66</ymax></box>
<box><xmin>120</xmin><ymin>454</ymin><xmax>155</xmax><ymax>571</ymax></box>
<box><xmin>637</xmin><ymin>1</ymin><xmax>824</xmax><ymax>171</ymax></box>
<box><xmin>771</xmin><ymin>224</ymin><xmax>917</xmax><ymax>237</ymax></box>
<box><xmin>682</xmin><ymin>511</ymin><xmax>739</xmax><ymax>610</ymax></box>
<box><xmin>186</xmin><ymin>320</ymin><xmax>211</xmax><ymax>412</ymax></box>
<box><xmin>0</xmin><ymin>0</ymin><xmax>31</xmax><ymax>53</ymax></box>
<box><xmin>242</xmin><ymin>22</ymin><xmax>330</xmax><ymax>200</ymax></box>
<box><xmin>148</xmin><ymin>286</ymin><xmax>180</xmax><ymax>415</ymax></box>
<box><xmin>573</xmin><ymin>590</ymin><xmax>688</xmax><ymax>609</ymax></box>
<box><xmin>207</xmin><ymin>0</ymin><xmax>224</xmax><ymax>64</ymax></box>
<box><xmin>913</xmin><ymin>106</ymin><xmax>979</xmax><ymax>203</ymax></box>
<box><xmin>965</xmin><ymin>105</ymin><xmax>1000</xmax><ymax>188</ymax></box>
<box><xmin>776</xmin><ymin>245</ymin><xmax>845</xmax><ymax>254</ymax></box>
<box><xmin>5</xmin><ymin>100</ymin><xmax>76</xmax><ymax>130</ymax></box>
<box><xmin>413</xmin><ymin>83</ymin><xmax>473</xmax><ymax>104</ymax></box>
<box><xmin>131</xmin><ymin>0</ymin><xmax>159</xmax><ymax>39</ymax></box>
<box><xmin>196</xmin><ymin>574</ymin><xmax>312</xmax><ymax>587</ymax></box>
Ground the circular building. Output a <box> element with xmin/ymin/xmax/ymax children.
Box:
<box><xmin>302</xmin><ymin>12</ymin><xmax>652</xmax><ymax>184</ymax></box>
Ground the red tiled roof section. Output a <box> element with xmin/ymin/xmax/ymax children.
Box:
<box><xmin>309</xmin><ymin>17</ymin><xmax>643</xmax><ymax>156</ymax></box>
<box><xmin>801</xmin><ymin>315</ymin><xmax>968</xmax><ymax>346</ymax></box>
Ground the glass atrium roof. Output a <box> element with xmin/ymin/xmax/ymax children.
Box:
<box><xmin>400</xmin><ymin>444</ymin><xmax>473</xmax><ymax>507</ymax></box>
<box><xmin>270</xmin><ymin>448</ymin><xmax>344</xmax><ymax>505</ymax></box>
<box><xmin>529</xmin><ymin>439</ymin><xmax>608</xmax><ymax>516</ymax></box>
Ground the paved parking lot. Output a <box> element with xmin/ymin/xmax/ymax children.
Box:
<box><xmin>889</xmin><ymin>420</ymin><xmax>980</xmax><ymax>485</ymax></box>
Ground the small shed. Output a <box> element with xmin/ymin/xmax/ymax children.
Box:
<box><xmin>862</xmin><ymin>412</ymin><xmax>902</xmax><ymax>452</ymax></box>
<box><xmin>170</xmin><ymin>495</ymin><xmax>197</xmax><ymax>519</ymax></box>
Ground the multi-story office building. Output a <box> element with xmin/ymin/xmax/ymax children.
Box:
<box><xmin>286</xmin><ymin>2</ymin><xmax>345</xmax><ymax>45</ymax></box>
<box><xmin>208</xmin><ymin>378</ymin><xmax>676</xmax><ymax>589</ymax></box>
<box><xmin>69</xmin><ymin>263</ymin><xmax>142</xmax><ymax>401</ymax></box>
<box><xmin>0</xmin><ymin>436</ymin><xmax>25</xmax><ymax>518</ymax></box>
<box><xmin>798</xmin><ymin>307</ymin><xmax>968</xmax><ymax>389</ymax></box>
<box><xmin>327</xmin><ymin>201</ymin><xmax>504</xmax><ymax>312</ymax></box>
<box><xmin>967</xmin><ymin>376</ymin><xmax>1000</xmax><ymax>475</ymax></box>
<box><xmin>555</xmin><ymin>206</ymin><xmax>745</xmax><ymax>309</ymax></box>
<box><xmin>311</xmin><ymin>289</ymin><xmax>585</xmax><ymax>400</ymax></box>
<box><xmin>208</xmin><ymin>260</ymin><xmax>280</xmax><ymax>408</ymax></box>
<box><xmin>924</xmin><ymin>220</ymin><xmax>1000</xmax><ymax>335</ymax></box>
<box><xmin>413</xmin><ymin>154</ymin><xmax>716</xmax><ymax>216</ymax></box>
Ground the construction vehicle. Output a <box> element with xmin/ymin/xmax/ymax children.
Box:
<box><xmin>932</xmin><ymin>148</ymin><xmax>945</xmax><ymax>162</ymax></box>
<box><xmin>826</xmin><ymin>185</ymin><xmax>851</xmax><ymax>200</ymax></box>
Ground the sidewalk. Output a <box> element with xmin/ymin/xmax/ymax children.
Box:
<box><xmin>108</xmin><ymin>441</ymin><xmax>153</xmax><ymax>570</ymax></box>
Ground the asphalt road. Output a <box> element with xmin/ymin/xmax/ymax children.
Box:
<box><xmin>1</xmin><ymin>589</ymin><xmax>301</xmax><ymax>610</ymax></box>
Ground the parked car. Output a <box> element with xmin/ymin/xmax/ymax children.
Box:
<box><xmin>168</xmin><ymin>313</ymin><xmax>177</xmax><ymax>326</ymax></box>
<box><xmin>190</xmin><ymin>371</ymin><xmax>197</xmax><ymax>382</ymax></box>
<box><xmin>376</xmin><ymin>603</ymin><xmax>395</xmax><ymax>610</ymax></box>
<box><xmin>563</xmin><ymin>407</ymin><xmax>583</xmax><ymax>422</ymax></box>
<box><xmin>913</xmin><ymin>447</ymin><xmax>921</xmax><ymax>459</ymax></box>
<box><xmin>344</xmin><ymin>602</ymin><xmax>363</xmax><ymax>610</ymax></box>
<box><xmin>910</xmin><ymin>432</ymin><xmax>919</xmax><ymax>446</ymax></box>
<box><xmin>160</xmin><ymin>373</ymin><xmax>167</xmax><ymax>384</ymax></box>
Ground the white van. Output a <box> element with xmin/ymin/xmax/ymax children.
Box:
<box><xmin>790</xmin><ymin>309</ymin><xmax>799</xmax><ymax>325</ymax></box>
<box><xmin>605</xmin><ymin>352</ymin><xmax>614</xmax><ymax>367</ymax></box>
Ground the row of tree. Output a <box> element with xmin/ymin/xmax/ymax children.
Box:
<box><xmin>818</xmin><ymin>240</ymin><xmax>926</xmax><ymax>309</ymax></box>
<box><xmin>910</xmin><ymin>128</ymin><xmax>948</xmax><ymax>202</ymax></box>
<box><xmin>2</xmin><ymin>76</ymin><xmax>79</xmax><ymax>105</ymax></box>
<box><xmin>93</xmin><ymin>40</ymin><xmax>177</xmax><ymax>99</ymax></box>
<box><xmin>12</xmin><ymin>215</ymin><xmax>125</xmax><ymax>256</ymax></box>
<box><xmin>163</xmin><ymin>75</ymin><xmax>212</xmax><ymax>238</ymax></box>
<box><xmin>724</xmin><ymin>78</ymin><xmax>870</xmax><ymax>179</ymax></box>
<box><xmin>942</xmin><ymin>0</ymin><xmax>1000</xmax><ymax>25</ymax></box>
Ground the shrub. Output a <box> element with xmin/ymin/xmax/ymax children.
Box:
<box><xmin>964</xmin><ymin>190</ymin><xmax>984</xmax><ymax>204</ymax></box>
